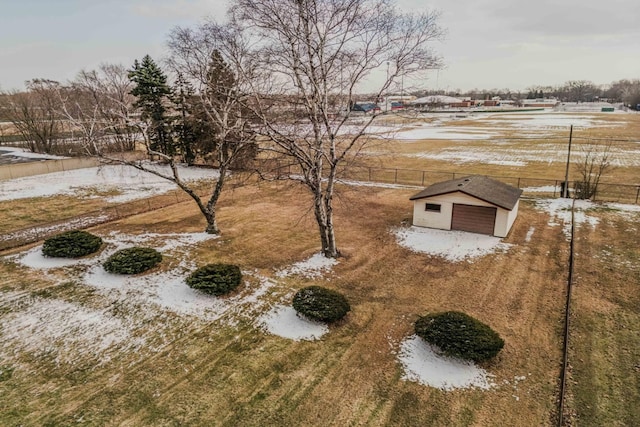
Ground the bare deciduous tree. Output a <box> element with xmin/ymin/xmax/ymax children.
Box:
<box><xmin>84</xmin><ymin>24</ymin><xmax>257</xmax><ymax>235</ymax></box>
<box><xmin>0</xmin><ymin>79</ymin><xmax>63</xmax><ymax>154</ymax></box>
<box><xmin>232</xmin><ymin>0</ymin><xmax>443</xmax><ymax>257</ymax></box>
<box><xmin>156</xmin><ymin>22</ymin><xmax>258</xmax><ymax>234</ymax></box>
<box><xmin>70</xmin><ymin>64</ymin><xmax>139</xmax><ymax>152</ymax></box>
<box><xmin>574</xmin><ymin>142</ymin><xmax>614</xmax><ymax>200</ymax></box>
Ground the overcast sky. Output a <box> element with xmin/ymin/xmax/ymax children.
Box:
<box><xmin>1</xmin><ymin>0</ymin><xmax>639</xmax><ymax>92</ymax></box>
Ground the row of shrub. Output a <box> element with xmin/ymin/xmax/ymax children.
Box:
<box><xmin>42</xmin><ymin>230</ymin><xmax>243</xmax><ymax>294</ymax></box>
<box><xmin>42</xmin><ymin>231</ymin><xmax>503</xmax><ymax>362</ymax></box>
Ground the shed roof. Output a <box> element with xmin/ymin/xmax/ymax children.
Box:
<box><xmin>409</xmin><ymin>175</ymin><xmax>523</xmax><ymax>210</ymax></box>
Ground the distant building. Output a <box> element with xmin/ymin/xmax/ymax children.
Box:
<box><xmin>521</xmin><ymin>98</ymin><xmax>560</xmax><ymax>108</ymax></box>
<box><xmin>411</xmin><ymin>95</ymin><xmax>472</xmax><ymax>108</ymax></box>
<box><xmin>350</xmin><ymin>102</ymin><xmax>381</xmax><ymax>114</ymax></box>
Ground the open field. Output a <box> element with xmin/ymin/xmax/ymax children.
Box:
<box><xmin>0</xmin><ymin>109</ymin><xmax>639</xmax><ymax>425</ymax></box>
<box><xmin>366</xmin><ymin>110</ymin><xmax>640</xmax><ymax>183</ymax></box>
<box><xmin>1</xmin><ymin>178</ymin><xmax>639</xmax><ymax>425</ymax></box>
<box><xmin>566</xmin><ymin>208</ymin><xmax>640</xmax><ymax>426</ymax></box>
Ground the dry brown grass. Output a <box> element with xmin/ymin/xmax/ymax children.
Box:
<box><xmin>357</xmin><ymin>111</ymin><xmax>640</xmax><ymax>187</ymax></box>
<box><xmin>1</xmin><ymin>111</ymin><xmax>638</xmax><ymax>426</ymax></box>
<box><xmin>565</xmin><ymin>209</ymin><xmax>640</xmax><ymax>426</ymax></box>
<box><xmin>0</xmin><ymin>181</ymin><xmax>573</xmax><ymax>426</ymax></box>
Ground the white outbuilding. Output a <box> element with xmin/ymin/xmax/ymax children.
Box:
<box><xmin>410</xmin><ymin>175</ymin><xmax>522</xmax><ymax>237</ymax></box>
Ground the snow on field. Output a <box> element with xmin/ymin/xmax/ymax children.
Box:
<box><xmin>394</xmin><ymin>226</ymin><xmax>512</xmax><ymax>262</ymax></box>
<box><xmin>19</xmin><ymin>245</ymin><xmax>97</xmax><ymax>269</ymax></box>
<box><xmin>408</xmin><ymin>144</ymin><xmax>640</xmax><ymax>168</ymax></box>
<box><xmin>257</xmin><ymin>304</ymin><xmax>328</xmax><ymax>341</ymax></box>
<box><xmin>525</xmin><ymin>227</ymin><xmax>535</xmax><ymax>243</ymax></box>
<box><xmin>390</xmin><ymin>126</ymin><xmax>499</xmax><ymax>141</ymax></box>
<box><xmin>337</xmin><ymin>178</ymin><xmax>421</xmax><ymax>190</ymax></box>
<box><xmin>411</xmin><ymin>149</ymin><xmax>527</xmax><ymax>166</ymax></box>
<box><xmin>535</xmin><ymin>198</ymin><xmax>640</xmax><ymax>236</ymax></box>
<box><xmin>523</xmin><ymin>185</ymin><xmax>561</xmax><ymax>194</ymax></box>
<box><xmin>482</xmin><ymin>113</ymin><xmax>612</xmax><ymax>129</ymax></box>
<box><xmin>276</xmin><ymin>253</ymin><xmax>338</xmax><ymax>278</ymax></box>
<box><xmin>1</xmin><ymin>230</ymin><xmax>301</xmax><ymax>368</ymax></box>
<box><xmin>0</xmin><ymin>214</ymin><xmax>109</xmax><ymax>243</ymax></box>
<box><xmin>0</xmin><ymin>146</ymin><xmax>68</xmax><ymax>160</ymax></box>
<box><xmin>0</xmin><ymin>164</ymin><xmax>218</xmax><ymax>202</ymax></box>
<box><xmin>534</xmin><ymin>198</ymin><xmax>599</xmax><ymax>237</ymax></box>
<box><xmin>3</xmin><ymin>228</ymin><xmax>342</xmax><ymax>367</ymax></box>
<box><xmin>605</xmin><ymin>202</ymin><xmax>640</xmax><ymax>215</ymax></box>
<box><xmin>0</xmin><ymin>294</ymin><xmax>142</xmax><ymax>364</ymax></box>
<box><xmin>338</xmin><ymin>125</ymin><xmax>400</xmax><ymax>135</ymax></box>
<box><xmin>10</xmin><ymin>231</ymin><xmax>286</xmax><ymax>322</ymax></box>
<box><xmin>398</xmin><ymin>335</ymin><xmax>495</xmax><ymax>390</ymax></box>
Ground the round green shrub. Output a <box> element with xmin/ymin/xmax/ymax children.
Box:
<box><xmin>103</xmin><ymin>247</ymin><xmax>162</xmax><ymax>275</ymax></box>
<box><xmin>42</xmin><ymin>230</ymin><xmax>103</xmax><ymax>258</ymax></box>
<box><xmin>186</xmin><ymin>264</ymin><xmax>242</xmax><ymax>296</ymax></box>
<box><xmin>414</xmin><ymin>311</ymin><xmax>504</xmax><ymax>362</ymax></box>
<box><xmin>292</xmin><ymin>286</ymin><xmax>350</xmax><ymax>323</ymax></box>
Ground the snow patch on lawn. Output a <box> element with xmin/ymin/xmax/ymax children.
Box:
<box><xmin>534</xmin><ymin>198</ymin><xmax>599</xmax><ymax>237</ymax></box>
<box><xmin>0</xmin><ymin>164</ymin><xmax>218</xmax><ymax>202</ymax></box>
<box><xmin>398</xmin><ymin>335</ymin><xmax>495</xmax><ymax>390</ymax></box>
<box><xmin>483</xmin><ymin>114</ymin><xmax>599</xmax><ymax>129</ymax></box>
<box><xmin>394</xmin><ymin>226</ymin><xmax>512</xmax><ymax>262</ymax></box>
<box><xmin>525</xmin><ymin>227</ymin><xmax>535</xmax><ymax>243</ymax></box>
<box><xmin>276</xmin><ymin>253</ymin><xmax>338</xmax><ymax>278</ymax></box>
<box><xmin>604</xmin><ymin>202</ymin><xmax>640</xmax><ymax>216</ymax></box>
<box><xmin>17</xmin><ymin>246</ymin><xmax>97</xmax><ymax>269</ymax></box>
<box><xmin>0</xmin><ymin>146</ymin><xmax>68</xmax><ymax>160</ymax></box>
<box><xmin>0</xmin><ymin>295</ymin><xmax>141</xmax><ymax>364</ymax></box>
<box><xmin>2</xmin><ymin>232</ymin><xmax>286</xmax><ymax>365</ymax></box>
<box><xmin>523</xmin><ymin>185</ymin><xmax>561</xmax><ymax>194</ymax></box>
<box><xmin>257</xmin><ymin>304</ymin><xmax>328</xmax><ymax>341</ymax></box>
<box><xmin>0</xmin><ymin>215</ymin><xmax>109</xmax><ymax>243</ymax></box>
<box><xmin>392</xmin><ymin>126</ymin><xmax>498</xmax><ymax>141</ymax></box>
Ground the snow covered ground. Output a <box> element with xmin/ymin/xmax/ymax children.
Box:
<box><xmin>407</xmin><ymin>144</ymin><xmax>640</xmax><ymax>168</ymax></box>
<box><xmin>385</xmin><ymin>126</ymin><xmax>500</xmax><ymax>141</ymax></box>
<box><xmin>257</xmin><ymin>304</ymin><xmax>328</xmax><ymax>341</ymax></box>
<box><xmin>276</xmin><ymin>252</ymin><xmax>338</xmax><ymax>278</ymax></box>
<box><xmin>1</xmin><ymin>231</ymin><xmax>345</xmax><ymax>367</ymax></box>
<box><xmin>481</xmin><ymin>113</ymin><xmax>619</xmax><ymax>129</ymax></box>
<box><xmin>394</xmin><ymin>226</ymin><xmax>512</xmax><ymax>262</ymax></box>
<box><xmin>0</xmin><ymin>164</ymin><xmax>218</xmax><ymax>202</ymax></box>
<box><xmin>0</xmin><ymin>146</ymin><xmax>68</xmax><ymax>162</ymax></box>
<box><xmin>534</xmin><ymin>198</ymin><xmax>599</xmax><ymax>237</ymax></box>
<box><xmin>397</xmin><ymin>335</ymin><xmax>495</xmax><ymax>390</ymax></box>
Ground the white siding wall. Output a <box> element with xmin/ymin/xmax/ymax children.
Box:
<box><xmin>412</xmin><ymin>191</ymin><xmax>519</xmax><ymax>237</ymax></box>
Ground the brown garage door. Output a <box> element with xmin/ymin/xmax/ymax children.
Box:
<box><xmin>451</xmin><ymin>204</ymin><xmax>497</xmax><ymax>235</ymax></box>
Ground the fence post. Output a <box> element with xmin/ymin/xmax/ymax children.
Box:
<box><xmin>554</xmin><ymin>180</ymin><xmax>557</xmax><ymax>197</ymax></box>
<box><xmin>517</xmin><ymin>177</ymin><xmax>521</xmax><ymax>188</ymax></box>
<box><xmin>368</xmin><ymin>167</ymin><xmax>372</xmax><ymax>181</ymax></box>
<box><xmin>636</xmin><ymin>186</ymin><xmax>640</xmax><ymax>204</ymax></box>
<box><xmin>421</xmin><ymin>171</ymin><xmax>425</xmax><ymax>186</ymax></box>
<box><xmin>394</xmin><ymin>169</ymin><xmax>398</xmax><ymax>184</ymax></box>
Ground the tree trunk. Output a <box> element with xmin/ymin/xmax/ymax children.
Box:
<box><xmin>205</xmin><ymin>213</ymin><xmax>219</xmax><ymax>234</ymax></box>
<box><xmin>313</xmin><ymin>192</ymin><xmax>339</xmax><ymax>258</ymax></box>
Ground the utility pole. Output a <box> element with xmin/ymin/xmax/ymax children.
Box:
<box><xmin>563</xmin><ymin>125</ymin><xmax>574</xmax><ymax>198</ymax></box>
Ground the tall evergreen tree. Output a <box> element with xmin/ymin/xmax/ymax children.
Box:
<box><xmin>128</xmin><ymin>55</ymin><xmax>174</xmax><ymax>155</ymax></box>
<box><xmin>171</xmin><ymin>73</ymin><xmax>198</xmax><ymax>164</ymax></box>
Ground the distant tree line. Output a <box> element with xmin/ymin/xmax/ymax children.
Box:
<box><xmin>410</xmin><ymin>78</ymin><xmax>640</xmax><ymax>106</ymax></box>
